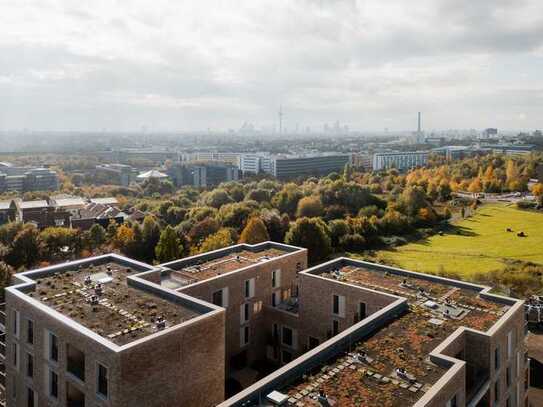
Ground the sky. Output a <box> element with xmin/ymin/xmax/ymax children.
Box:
<box><xmin>1</xmin><ymin>0</ymin><xmax>542</xmax><ymax>132</ymax></box>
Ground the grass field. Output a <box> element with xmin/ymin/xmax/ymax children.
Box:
<box><xmin>376</xmin><ymin>204</ymin><xmax>543</xmax><ymax>278</ymax></box>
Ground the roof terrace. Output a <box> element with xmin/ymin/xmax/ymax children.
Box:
<box><xmin>160</xmin><ymin>243</ymin><xmax>293</xmax><ymax>289</ymax></box>
<box><xmin>13</xmin><ymin>256</ymin><xmax>203</xmax><ymax>346</ymax></box>
<box><xmin>280</xmin><ymin>263</ymin><xmax>509</xmax><ymax>406</ymax></box>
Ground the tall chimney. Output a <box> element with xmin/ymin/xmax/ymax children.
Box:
<box><xmin>417</xmin><ymin>112</ymin><xmax>421</xmax><ymax>133</ymax></box>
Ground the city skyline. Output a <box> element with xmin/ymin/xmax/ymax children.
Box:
<box><xmin>1</xmin><ymin>0</ymin><xmax>542</xmax><ymax>132</ymax></box>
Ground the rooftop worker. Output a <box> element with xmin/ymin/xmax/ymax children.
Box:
<box><xmin>316</xmin><ymin>390</ymin><xmax>332</xmax><ymax>407</ymax></box>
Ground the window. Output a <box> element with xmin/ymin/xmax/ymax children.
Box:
<box><xmin>359</xmin><ymin>302</ymin><xmax>367</xmax><ymax>320</ymax></box>
<box><xmin>12</xmin><ymin>309</ymin><xmax>20</xmax><ymax>337</ymax></box>
<box><xmin>26</xmin><ymin>320</ymin><xmax>33</xmax><ymax>345</ymax></box>
<box><xmin>67</xmin><ymin>343</ymin><xmax>85</xmax><ymax>381</ymax></box>
<box><xmin>271</xmin><ymin>291</ymin><xmax>278</xmax><ymax>307</ymax></box>
<box><xmin>308</xmin><ymin>337</ymin><xmax>319</xmax><ymax>350</ymax></box>
<box><xmin>240</xmin><ymin>326</ymin><xmax>250</xmax><ymax>347</ymax></box>
<box><xmin>26</xmin><ymin>387</ymin><xmax>36</xmax><ymax>407</ymax></box>
<box><xmin>507</xmin><ymin>366</ymin><xmax>511</xmax><ymax>387</ymax></box>
<box><xmin>495</xmin><ymin>346</ymin><xmax>500</xmax><ymax>371</ymax></box>
<box><xmin>446</xmin><ymin>395</ymin><xmax>457</xmax><ymax>407</ymax></box>
<box><xmin>244</xmin><ymin>278</ymin><xmax>255</xmax><ymax>299</ymax></box>
<box><xmin>240</xmin><ymin>303</ymin><xmax>250</xmax><ymax>323</ymax></box>
<box><xmin>495</xmin><ymin>380</ymin><xmax>500</xmax><ymax>401</ymax></box>
<box><xmin>212</xmin><ymin>288</ymin><xmax>228</xmax><ymax>308</ymax></box>
<box><xmin>48</xmin><ymin>369</ymin><xmax>58</xmax><ymax>399</ymax></box>
<box><xmin>47</xmin><ymin>331</ymin><xmax>59</xmax><ymax>362</ymax></box>
<box><xmin>332</xmin><ymin>295</ymin><xmax>345</xmax><ymax>317</ymax></box>
<box><xmin>272</xmin><ymin>269</ymin><xmax>281</xmax><ymax>288</ymax></box>
<box><xmin>333</xmin><ymin>320</ymin><xmax>339</xmax><ymax>336</ymax></box>
<box><xmin>282</xmin><ymin>326</ymin><xmax>293</xmax><ymax>347</ymax></box>
<box><xmin>282</xmin><ymin>350</ymin><xmax>292</xmax><ymax>364</ymax></box>
<box><xmin>13</xmin><ymin>342</ymin><xmax>18</xmax><ymax>369</ymax></box>
<box><xmin>507</xmin><ymin>331</ymin><xmax>513</xmax><ymax>359</ymax></box>
<box><xmin>26</xmin><ymin>353</ymin><xmax>33</xmax><ymax>378</ymax></box>
<box><xmin>97</xmin><ymin>363</ymin><xmax>108</xmax><ymax>399</ymax></box>
<box><xmin>517</xmin><ymin>351</ymin><xmax>521</xmax><ymax>376</ymax></box>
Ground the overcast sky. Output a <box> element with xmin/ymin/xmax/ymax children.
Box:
<box><xmin>1</xmin><ymin>0</ymin><xmax>542</xmax><ymax>132</ymax></box>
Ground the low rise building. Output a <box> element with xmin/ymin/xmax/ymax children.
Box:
<box><xmin>373</xmin><ymin>151</ymin><xmax>429</xmax><ymax>171</ymax></box>
<box><xmin>166</xmin><ymin>162</ymin><xmax>239</xmax><ymax>188</ymax></box>
<box><xmin>95</xmin><ymin>164</ymin><xmax>138</xmax><ymax>186</ymax></box>
<box><xmin>270</xmin><ymin>154</ymin><xmax>350</xmax><ymax>179</ymax></box>
<box><xmin>0</xmin><ymin>164</ymin><xmax>58</xmax><ymax>193</ymax></box>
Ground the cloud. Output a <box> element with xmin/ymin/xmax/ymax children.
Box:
<box><xmin>1</xmin><ymin>0</ymin><xmax>542</xmax><ymax>131</ymax></box>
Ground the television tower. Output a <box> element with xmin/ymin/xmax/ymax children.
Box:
<box><xmin>278</xmin><ymin>105</ymin><xmax>284</xmax><ymax>134</ymax></box>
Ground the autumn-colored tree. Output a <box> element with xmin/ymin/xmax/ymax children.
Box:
<box><xmin>296</xmin><ymin>196</ymin><xmax>324</xmax><ymax>218</ymax></box>
<box><xmin>532</xmin><ymin>183</ymin><xmax>543</xmax><ymax>197</ymax></box>
<box><xmin>198</xmin><ymin>228</ymin><xmax>237</xmax><ymax>254</ymax></box>
<box><xmin>239</xmin><ymin>217</ymin><xmax>270</xmax><ymax>244</ymax></box>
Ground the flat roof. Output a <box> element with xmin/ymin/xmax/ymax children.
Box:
<box><xmin>162</xmin><ymin>246</ymin><xmax>290</xmax><ymax>288</ymax></box>
<box><xmin>280</xmin><ymin>263</ymin><xmax>509</xmax><ymax>406</ymax></box>
<box><xmin>15</xmin><ymin>257</ymin><xmax>203</xmax><ymax>346</ymax></box>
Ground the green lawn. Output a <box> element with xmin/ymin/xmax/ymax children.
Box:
<box><xmin>377</xmin><ymin>204</ymin><xmax>543</xmax><ymax>278</ymax></box>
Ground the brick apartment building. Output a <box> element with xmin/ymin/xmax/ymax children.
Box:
<box><xmin>2</xmin><ymin>242</ymin><xmax>530</xmax><ymax>407</ymax></box>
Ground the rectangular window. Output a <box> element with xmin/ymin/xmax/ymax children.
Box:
<box><xmin>332</xmin><ymin>295</ymin><xmax>345</xmax><ymax>317</ymax></box>
<box><xmin>507</xmin><ymin>366</ymin><xmax>511</xmax><ymax>387</ymax></box>
<box><xmin>359</xmin><ymin>302</ymin><xmax>367</xmax><ymax>320</ymax></box>
<box><xmin>48</xmin><ymin>332</ymin><xmax>58</xmax><ymax>362</ymax></box>
<box><xmin>240</xmin><ymin>326</ymin><xmax>250</xmax><ymax>347</ymax></box>
<box><xmin>517</xmin><ymin>351</ymin><xmax>521</xmax><ymax>376</ymax></box>
<box><xmin>240</xmin><ymin>303</ymin><xmax>250</xmax><ymax>323</ymax></box>
<box><xmin>26</xmin><ymin>353</ymin><xmax>33</xmax><ymax>378</ymax></box>
<box><xmin>271</xmin><ymin>291</ymin><xmax>278</xmax><ymax>307</ymax></box>
<box><xmin>495</xmin><ymin>380</ymin><xmax>500</xmax><ymax>401</ymax></box>
<box><xmin>212</xmin><ymin>288</ymin><xmax>228</xmax><ymax>308</ymax></box>
<box><xmin>282</xmin><ymin>327</ymin><xmax>293</xmax><ymax>347</ymax></box>
<box><xmin>272</xmin><ymin>269</ymin><xmax>281</xmax><ymax>288</ymax></box>
<box><xmin>282</xmin><ymin>350</ymin><xmax>292</xmax><ymax>364</ymax></box>
<box><xmin>97</xmin><ymin>363</ymin><xmax>108</xmax><ymax>398</ymax></box>
<box><xmin>49</xmin><ymin>369</ymin><xmax>58</xmax><ymax>399</ymax></box>
<box><xmin>308</xmin><ymin>337</ymin><xmax>319</xmax><ymax>350</ymax></box>
<box><xmin>26</xmin><ymin>387</ymin><xmax>36</xmax><ymax>407</ymax></box>
<box><xmin>13</xmin><ymin>342</ymin><xmax>18</xmax><ymax>369</ymax></box>
<box><xmin>495</xmin><ymin>346</ymin><xmax>500</xmax><ymax>371</ymax></box>
<box><xmin>333</xmin><ymin>320</ymin><xmax>339</xmax><ymax>336</ymax></box>
<box><xmin>27</xmin><ymin>320</ymin><xmax>34</xmax><ymax>345</ymax></box>
<box><xmin>446</xmin><ymin>395</ymin><xmax>457</xmax><ymax>407</ymax></box>
<box><xmin>244</xmin><ymin>278</ymin><xmax>255</xmax><ymax>299</ymax></box>
<box><xmin>507</xmin><ymin>331</ymin><xmax>513</xmax><ymax>359</ymax></box>
<box><xmin>12</xmin><ymin>309</ymin><xmax>20</xmax><ymax>337</ymax></box>
<box><xmin>67</xmin><ymin>343</ymin><xmax>86</xmax><ymax>381</ymax></box>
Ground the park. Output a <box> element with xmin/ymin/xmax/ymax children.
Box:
<box><xmin>377</xmin><ymin>204</ymin><xmax>543</xmax><ymax>279</ymax></box>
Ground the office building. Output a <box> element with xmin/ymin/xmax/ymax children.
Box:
<box><xmin>166</xmin><ymin>162</ymin><xmax>239</xmax><ymax>188</ymax></box>
<box><xmin>2</xmin><ymin>242</ymin><xmax>529</xmax><ymax>406</ymax></box>
<box><xmin>271</xmin><ymin>154</ymin><xmax>350</xmax><ymax>179</ymax></box>
<box><xmin>0</xmin><ymin>164</ymin><xmax>58</xmax><ymax>193</ymax></box>
<box><xmin>373</xmin><ymin>151</ymin><xmax>429</xmax><ymax>171</ymax></box>
<box><xmin>95</xmin><ymin>164</ymin><xmax>138</xmax><ymax>186</ymax></box>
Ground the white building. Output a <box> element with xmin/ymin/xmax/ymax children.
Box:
<box><xmin>372</xmin><ymin>151</ymin><xmax>429</xmax><ymax>171</ymax></box>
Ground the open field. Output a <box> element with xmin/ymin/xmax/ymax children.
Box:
<box><xmin>376</xmin><ymin>204</ymin><xmax>543</xmax><ymax>278</ymax></box>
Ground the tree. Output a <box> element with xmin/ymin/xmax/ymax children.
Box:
<box><xmin>142</xmin><ymin>216</ymin><xmax>161</xmax><ymax>262</ymax></box>
<box><xmin>40</xmin><ymin>227</ymin><xmax>80</xmax><ymax>259</ymax></box>
<box><xmin>532</xmin><ymin>183</ymin><xmax>543</xmax><ymax>197</ymax></box>
<box><xmin>272</xmin><ymin>183</ymin><xmax>303</xmax><ymax>216</ymax></box>
<box><xmin>285</xmin><ymin>217</ymin><xmax>331</xmax><ymax>263</ymax></box>
<box><xmin>155</xmin><ymin>226</ymin><xmax>183</xmax><ymax>262</ymax></box>
<box><xmin>296</xmin><ymin>196</ymin><xmax>324</xmax><ymax>218</ymax></box>
<box><xmin>198</xmin><ymin>228</ymin><xmax>236</xmax><ymax>254</ymax></box>
<box><xmin>239</xmin><ymin>217</ymin><xmax>270</xmax><ymax>244</ymax></box>
<box><xmin>88</xmin><ymin>224</ymin><xmax>106</xmax><ymax>249</ymax></box>
<box><xmin>188</xmin><ymin>218</ymin><xmax>220</xmax><ymax>246</ymax></box>
<box><xmin>204</xmin><ymin>189</ymin><xmax>233</xmax><ymax>208</ymax></box>
<box><xmin>0</xmin><ymin>261</ymin><xmax>13</xmax><ymax>300</ymax></box>
<box><xmin>9</xmin><ymin>225</ymin><xmax>42</xmax><ymax>268</ymax></box>
<box><xmin>114</xmin><ymin>224</ymin><xmax>135</xmax><ymax>254</ymax></box>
